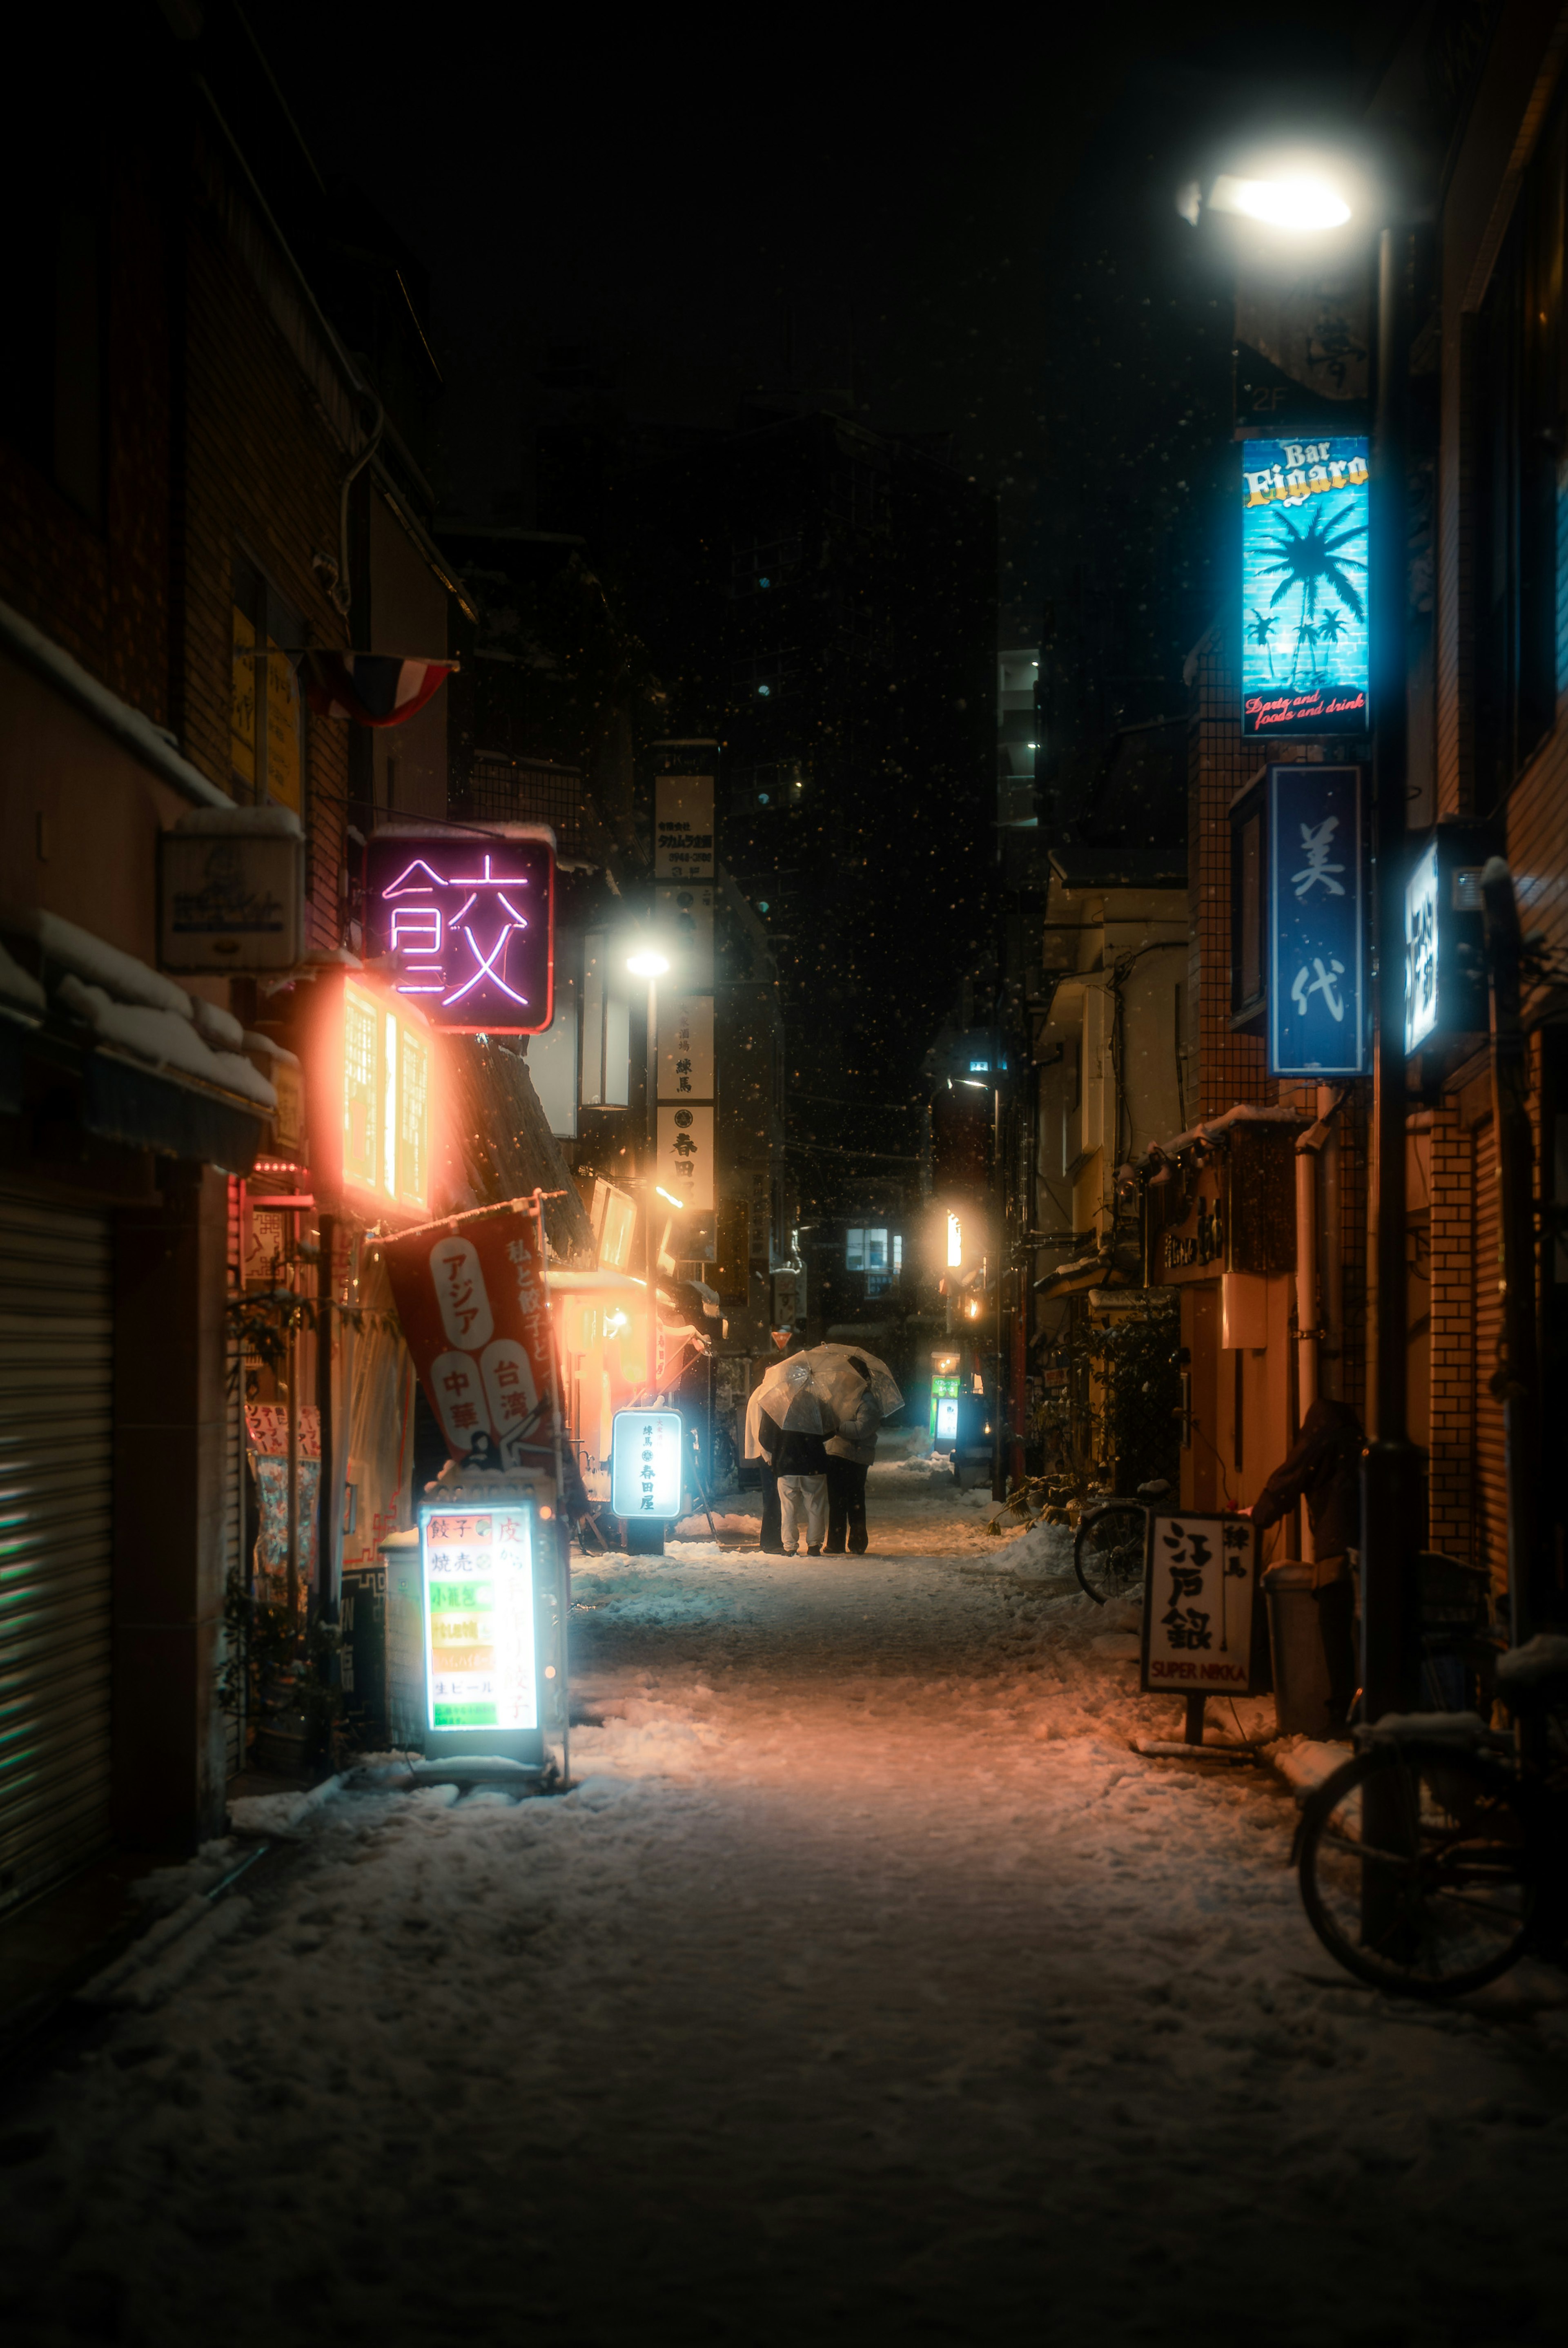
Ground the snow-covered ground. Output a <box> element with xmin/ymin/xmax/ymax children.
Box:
<box><xmin>3</xmin><ymin>1444</ymin><xmax>1566</xmax><ymax>2344</ymax></box>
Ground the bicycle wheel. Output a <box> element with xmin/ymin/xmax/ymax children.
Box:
<box><xmin>1074</xmin><ymin>1501</ymin><xmax>1147</xmax><ymax>1605</ymax></box>
<box><xmin>1297</xmin><ymin>1740</ymin><xmax>1535</xmax><ymax>1998</ymax></box>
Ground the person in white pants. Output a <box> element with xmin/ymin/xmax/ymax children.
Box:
<box><xmin>777</xmin><ymin>1473</ymin><xmax>828</xmax><ymax>1554</ymax></box>
<box><xmin>756</xmin><ymin>1365</ymin><xmax>837</xmax><ymax>1556</ymax></box>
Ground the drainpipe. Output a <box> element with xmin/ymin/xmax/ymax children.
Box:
<box><xmin>1295</xmin><ymin>1088</ymin><xmax>1346</xmax><ymax>1562</ymax></box>
<box><xmin>1321</xmin><ymin>1085</ymin><xmax>1344</xmax><ymax>1401</ymax></box>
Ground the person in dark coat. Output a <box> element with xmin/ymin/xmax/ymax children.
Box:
<box><xmin>822</xmin><ymin>1356</ymin><xmax>881</xmax><ymax>1554</ymax></box>
<box><xmin>1250</xmin><ymin>1396</ymin><xmax>1363</xmax><ymax>1719</ymax></box>
<box><xmin>747</xmin><ymin>1337</ymin><xmax>802</xmax><ymax>1553</ymax></box>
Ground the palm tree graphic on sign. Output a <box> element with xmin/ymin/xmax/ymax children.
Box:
<box><xmin>1255</xmin><ymin>500</ymin><xmax>1366</xmax><ymax>686</ymax></box>
<box><xmin>1246</xmin><ymin>609</ymin><xmax>1278</xmax><ymax>678</ymax></box>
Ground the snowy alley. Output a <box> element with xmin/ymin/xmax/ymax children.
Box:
<box><xmin>3</xmin><ymin>1447</ymin><xmax>1567</xmax><ymax>2348</ymax></box>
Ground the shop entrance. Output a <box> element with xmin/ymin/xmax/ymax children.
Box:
<box><xmin>0</xmin><ymin>1188</ymin><xmax>114</xmax><ymax>1915</ymax></box>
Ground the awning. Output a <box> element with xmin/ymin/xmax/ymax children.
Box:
<box><xmin>82</xmin><ymin>1048</ymin><xmax>267</xmax><ymax>1173</ymax></box>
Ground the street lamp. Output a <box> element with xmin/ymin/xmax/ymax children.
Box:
<box><xmin>1186</xmin><ymin>145</ymin><xmax>1419</xmax><ymax>1721</ymax></box>
<box><xmin>626</xmin><ymin>943</ymin><xmax>670</xmax><ymax>1376</ymax></box>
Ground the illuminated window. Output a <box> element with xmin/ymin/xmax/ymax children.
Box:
<box><xmin>846</xmin><ymin>1228</ymin><xmax>864</xmax><ymax>1269</ymax></box>
<box><xmin>343</xmin><ymin>983</ymin><xmax>379</xmax><ymax>1190</ymax></box>
<box><xmin>383</xmin><ymin>1014</ymin><xmax>399</xmax><ymax>1197</ymax></box>
<box><xmin>893</xmin><ymin>1235</ymin><xmax>903</xmax><ymax>1272</ymax></box>
<box><xmin>399</xmin><ymin>1024</ymin><xmax>429</xmax><ymax>1204</ymax></box>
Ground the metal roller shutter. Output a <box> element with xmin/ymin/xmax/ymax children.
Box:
<box><xmin>1472</xmin><ymin>1121</ymin><xmax>1508</xmax><ymax>1601</ymax></box>
<box><xmin>0</xmin><ymin>1190</ymin><xmax>114</xmax><ymax>1915</ymax></box>
<box><xmin>222</xmin><ymin>1178</ymin><xmax>244</xmax><ymax>1779</ymax></box>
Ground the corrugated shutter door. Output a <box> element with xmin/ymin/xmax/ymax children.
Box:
<box><xmin>0</xmin><ymin>1191</ymin><xmax>114</xmax><ymax>1914</ymax></box>
<box><xmin>1472</xmin><ymin>1121</ymin><xmax>1508</xmax><ymax>1600</ymax></box>
<box><xmin>222</xmin><ymin>1179</ymin><xmax>243</xmax><ymax>1779</ymax></box>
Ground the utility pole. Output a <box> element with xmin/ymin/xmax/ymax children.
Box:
<box><xmin>1360</xmin><ymin>223</ymin><xmax>1423</xmax><ymax>1723</ymax></box>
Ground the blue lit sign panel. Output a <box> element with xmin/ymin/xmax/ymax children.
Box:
<box><xmin>1267</xmin><ymin>765</ymin><xmax>1365</xmax><ymax>1077</ymax></box>
<box><xmin>1242</xmin><ymin>437</ymin><xmax>1370</xmax><ymax>738</ymax></box>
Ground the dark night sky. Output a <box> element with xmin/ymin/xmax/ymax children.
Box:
<box><xmin>272</xmin><ymin>5</ymin><xmax>1407</xmax><ymax>643</ymax></box>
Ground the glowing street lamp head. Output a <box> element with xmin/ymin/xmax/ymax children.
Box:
<box><xmin>1208</xmin><ymin>170</ymin><xmax>1352</xmax><ymax>233</ymax></box>
<box><xmin>947</xmin><ymin>1211</ymin><xmax>962</xmax><ymax>1269</ymax></box>
<box><xmin>627</xmin><ymin>947</ymin><xmax>670</xmax><ymax>978</ymax></box>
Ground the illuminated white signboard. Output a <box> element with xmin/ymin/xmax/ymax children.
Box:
<box><xmin>419</xmin><ymin>1504</ymin><xmax>538</xmax><ymax>1735</ymax></box>
<box><xmin>610</xmin><ymin>1409</ymin><xmax>684</xmax><ymax>1521</ymax></box>
<box><xmin>1404</xmin><ymin>839</ymin><xmax>1440</xmax><ymax>1054</ymax></box>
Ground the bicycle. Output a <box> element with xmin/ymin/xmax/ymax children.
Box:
<box><xmin>1294</xmin><ymin>1633</ymin><xmax>1568</xmax><ymax>1999</ymax></box>
<box><xmin>1073</xmin><ymin>1478</ymin><xmax>1171</xmax><ymax>1604</ymax></box>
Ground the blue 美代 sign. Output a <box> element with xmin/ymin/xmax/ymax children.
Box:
<box><xmin>1242</xmin><ymin>436</ymin><xmax>1370</xmax><ymax>738</ymax></box>
<box><xmin>1268</xmin><ymin>764</ymin><xmax>1365</xmax><ymax>1077</ymax></box>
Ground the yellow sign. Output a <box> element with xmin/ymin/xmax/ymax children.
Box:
<box><xmin>265</xmin><ymin>638</ymin><xmax>303</xmax><ymax>812</ymax></box>
<box><xmin>230</xmin><ymin>605</ymin><xmax>256</xmax><ymax>790</ymax></box>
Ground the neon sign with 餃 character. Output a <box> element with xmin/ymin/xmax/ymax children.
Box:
<box><xmin>363</xmin><ymin>830</ymin><xmax>555</xmax><ymax>1034</ymax></box>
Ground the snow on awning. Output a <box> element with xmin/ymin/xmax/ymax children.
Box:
<box><xmin>0</xmin><ymin>903</ymin><xmax>277</xmax><ymax>1168</ymax></box>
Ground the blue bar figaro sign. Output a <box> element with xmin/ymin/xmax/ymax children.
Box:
<box><xmin>1268</xmin><ymin>765</ymin><xmax>1366</xmax><ymax>1077</ymax></box>
<box><xmin>1241</xmin><ymin>436</ymin><xmax>1370</xmax><ymax>738</ymax></box>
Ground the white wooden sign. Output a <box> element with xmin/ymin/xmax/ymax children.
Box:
<box><xmin>654</xmin><ymin>776</ymin><xmax>715</xmax><ymax>882</ymax></box>
<box><xmin>657</xmin><ymin>993</ymin><xmax>714</xmax><ymax>1103</ymax></box>
<box><xmin>1140</xmin><ymin>1513</ymin><xmax>1259</xmax><ymax>1696</ymax></box>
<box><xmin>657</xmin><ymin>1103</ymin><xmax>715</xmax><ymax>1211</ymax></box>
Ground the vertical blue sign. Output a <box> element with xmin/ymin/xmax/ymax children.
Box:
<box><xmin>1268</xmin><ymin>765</ymin><xmax>1365</xmax><ymax>1077</ymax></box>
<box><xmin>1241</xmin><ymin>436</ymin><xmax>1370</xmax><ymax>737</ymax></box>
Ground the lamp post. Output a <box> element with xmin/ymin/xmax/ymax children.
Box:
<box><xmin>627</xmin><ymin>944</ymin><xmax>670</xmax><ymax>1394</ymax></box>
<box><xmin>1194</xmin><ymin>156</ymin><xmax>1420</xmax><ymax>1718</ymax></box>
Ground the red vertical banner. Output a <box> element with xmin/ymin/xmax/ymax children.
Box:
<box><xmin>382</xmin><ymin>1202</ymin><xmax>560</xmax><ymax>1477</ymax></box>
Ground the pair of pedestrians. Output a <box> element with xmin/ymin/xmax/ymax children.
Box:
<box><xmin>747</xmin><ymin>1351</ymin><xmax>885</xmax><ymax>1554</ymax></box>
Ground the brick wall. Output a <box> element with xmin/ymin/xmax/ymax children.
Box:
<box><xmin>0</xmin><ymin>145</ymin><xmax>171</xmax><ymax>722</ymax></box>
<box><xmin>178</xmin><ymin>123</ymin><xmax>353</xmax><ymax>957</ymax></box>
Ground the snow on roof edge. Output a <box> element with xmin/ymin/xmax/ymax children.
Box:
<box><xmin>2</xmin><ymin>904</ymin><xmax>195</xmax><ymax>1020</ymax></box>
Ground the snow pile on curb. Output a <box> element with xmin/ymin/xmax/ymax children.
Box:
<box><xmin>228</xmin><ymin>1775</ymin><xmax>342</xmax><ymax>1837</ymax></box>
<box><xmin>1266</xmin><ymin>1735</ymin><xmax>1351</xmax><ymax>1797</ymax></box>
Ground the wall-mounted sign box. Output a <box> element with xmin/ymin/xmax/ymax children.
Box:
<box><xmin>1241</xmin><ymin>437</ymin><xmax>1370</xmax><ymax>738</ymax></box>
<box><xmin>1267</xmin><ymin>764</ymin><xmax>1365</xmax><ymax>1077</ymax></box>
<box><xmin>363</xmin><ymin>825</ymin><xmax>555</xmax><ymax>1033</ymax></box>
<box><xmin>158</xmin><ymin>809</ymin><xmax>304</xmax><ymax>971</ymax></box>
<box><xmin>299</xmin><ymin>967</ymin><xmax>434</xmax><ymax>1224</ymax></box>
<box><xmin>1403</xmin><ymin>820</ymin><xmax>1501</xmax><ymax>1056</ymax></box>
<box><xmin>610</xmin><ymin>1408</ymin><xmax>683</xmax><ymax>1521</ymax></box>
<box><xmin>1155</xmin><ymin>1122</ymin><xmax>1298</xmax><ymax>1285</ymax></box>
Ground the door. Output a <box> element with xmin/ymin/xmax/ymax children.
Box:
<box><xmin>0</xmin><ymin>1189</ymin><xmax>114</xmax><ymax>1915</ymax></box>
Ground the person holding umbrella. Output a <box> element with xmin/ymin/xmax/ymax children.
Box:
<box><xmin>755</xmin><ymin>1360</ymin><xmax>839</xmax><ymax>1555</ymax></box>
<box><xmin>822</xmin><ymin>1354</ymin><xmax>882</xmax><ymax>1554</ymax></box>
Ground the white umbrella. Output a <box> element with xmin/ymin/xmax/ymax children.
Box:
<box><xmin>753</xmin><ymin>1356</ymin><xmax>838</xmax><ymax>1436</ymax></box>
<box><xmin>793</xmin><ymin>1343</ymin><xmax>902</xmax><ymax>1421</ymax></box>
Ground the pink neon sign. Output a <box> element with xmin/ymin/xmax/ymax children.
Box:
<box><xmin>363</xmin><ymin>831</ymin><xmax>555</xmax><ymax>1034</ymax></box>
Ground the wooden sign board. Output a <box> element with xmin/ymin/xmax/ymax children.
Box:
<box><xmin>1140</xmin><ymin>1512</ymin><xmax>1264</xmax><ymax>1698</ymax></box>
